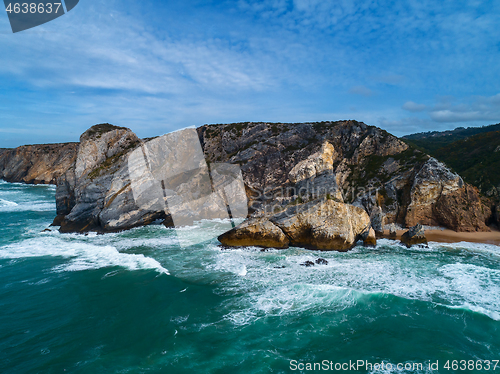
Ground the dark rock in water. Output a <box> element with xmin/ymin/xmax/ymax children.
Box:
<box><xmin>315</xmin><ymin>258</ymin><xmax>328</xmax><ymax>265</ymax></box>
<box><xmin>300</xmin><ymin>260</ymin><xmax>315</xmax><ymax>267</ymax></box>
<box><xmin>400</xmin><ymin>224</ymin><xmax>428</xmax><ymax>248</ymax></box>
<box><xmin>274</xmin><ymin>265</ymin><xmax>286</xmax><ymax>269</ymax></box>
<box><xmin>41</xmin><ymin>228</ymin><xmax>52</xmax><ymax>232</ymax></box>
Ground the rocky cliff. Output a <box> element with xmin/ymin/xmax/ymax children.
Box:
<box><xmin>1</xmin><ymin>121</ymin><xmax>494</xmax><ymax>247</ymax></box>
<box><xmin>199</xmin><ymin>121</ymin><xmax>492</xmax><ymax>233</ymax></box>
<box><xmin>0</xmin><ymin>143</ymin><xmax>78</xmax><ymax>184</ymax></box>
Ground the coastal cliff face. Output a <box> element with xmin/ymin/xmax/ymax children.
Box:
<box><xmin>1</xmin><ymin>121</ymin><xmax>494</xmax><ymax>246</ymax></box>
<box><xmin>54</xmin><ymin>124</ymin><xmax>166</xmax><ymax>232</ymax></box>
<box><xmin>199</xmin><ymin>121</ymin><xmax>491</xmax><ymax>234</ymax></box>
<box><xmin>0</xmin><ymin>143</ymin><xmax>77</xmax><ymax>184</ymax></box>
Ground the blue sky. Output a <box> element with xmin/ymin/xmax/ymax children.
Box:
<box><xmin>1</xmin><ymin>0</ymin><xmax>499</xmax><ymax>147</ymax></box>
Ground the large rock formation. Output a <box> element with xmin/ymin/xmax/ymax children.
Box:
<box><xmin>1</xmin><ymin>120</ymin><xmax>494</xmax><ymax>245</ymax></box>
<box><xmin>55</xmin><ymin>124</ymin><xmax>162</xmax><ymax>233</ymax></box>
<box><xmin>0</xmin><ymin>143</ymin><xmax>77</xmax><ymax>184</ymax></box>
<box><xmin>434</xmin><ymin>185</ymin><xmax>491</xmax><ymax>232</ymax></box>
<box><xmin>218</xmin><ymin>217</ymin><xmax>289</xmax><ymax>249</ymax></box>
<box><xmin>200</xmin><ymin>121</ymin><xmax>492</xmax><ymax>234</ymax></box>
<box><xmin>404</xmin><ymin>158</ymin><xmax>464</xmax><ymax>227</ymax></box>
<box><xmin>219</xmin><ymin>199</ymin><xmax>371</xmax><ymax>251</ymax></box>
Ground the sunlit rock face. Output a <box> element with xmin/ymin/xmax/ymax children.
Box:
<box><xmin>219</xmin><ymin>199</ymin><xmax>371</xmax><ymax>251</ymax></box>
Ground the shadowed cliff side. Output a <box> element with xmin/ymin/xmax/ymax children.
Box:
<box><xmin>0</xmin><ymin>143</ymin><xmax>78</xmax><ymax>185</ymax></box>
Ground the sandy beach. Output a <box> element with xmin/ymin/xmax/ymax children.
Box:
<box><xmin>382</xmin><ymin>228</ymin><xmax>500</xmax><ymax>246</ymax></box>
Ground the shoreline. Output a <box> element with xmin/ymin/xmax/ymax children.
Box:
<box><xmin>382</xmin><ymin>228</ymin><xmax>500</xmax><ymax>246</ymax></box>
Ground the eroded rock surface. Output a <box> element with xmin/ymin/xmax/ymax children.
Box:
<box><xmin>0</xmin><ymin>143</ymin><xmax>77</xmax><ymax>184</ymax></box>
<box><xmin>219</xmin><ymin>199</ymin><xmax>371</xmax><ymax>251</ymax></box>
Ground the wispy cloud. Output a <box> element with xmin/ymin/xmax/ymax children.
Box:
<box><xmin>0</xmin><ymin>0</ymin><xmax>499</xmax><ymax>146</ymax></box>
<box><xmin>402</xmin><ymin>101</ymin><xmax>426</xmax><ymax>112</ymax></box>
<box><xmin>349</xmin><ymin>85</ymin><xmax>374</xmax><ymax>97</ymax></box>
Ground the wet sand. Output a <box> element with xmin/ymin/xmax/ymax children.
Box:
<box><xmin>382</xmin><ymin>228</ymin><xmax>500</xmax><ymax>246</ymax></box>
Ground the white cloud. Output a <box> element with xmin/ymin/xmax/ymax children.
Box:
<box><xmin>402</xmin><ymin>101</ymin><xmax>426</xmax><ymax>112</ymax></box>
<box><xmin>428</xmin><ymin>94</ymin><xmax>500</xmax><ymax>123</ymax></box>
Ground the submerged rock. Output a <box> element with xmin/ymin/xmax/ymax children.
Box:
<box><xmin>400</xmin><ymin>224</ymin><xmax>428</xmax><ymax>248</ymax></box>
<box><xmin>315</xmin><ymin>258</ymin><xmax>328</xmax><ymax>265</ymax></box>
<box><xmin>300</xmin><ymin>261</ymin><xmax>315</xmax><ymax>267</ymax></box>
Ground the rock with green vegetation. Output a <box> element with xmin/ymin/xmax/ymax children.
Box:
<box><xmin>2</xmin><ymin>119</ymin><xmax>494</xmax><ymax>237</ymax></box>
<box><xmin>403</xmin><ymin>124</ymin><xmax>500</xmax><ymax>201</ymax></box>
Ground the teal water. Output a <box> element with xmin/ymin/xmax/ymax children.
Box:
<box><xmin>1</xmin><ymin>180</ymin><xmax>499</xmax><ymax>374</ymax></box>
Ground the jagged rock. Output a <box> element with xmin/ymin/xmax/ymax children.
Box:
<box><xmin>405</xmin><ymin>158</ymin><xmax>463</xmax><ymax>227</ymax></box>
<box><xmin>57</xmin><ymin>124</ymin><xmax>142</xmax><ymax>233</ymax></box>
<box><xmin>315</xmin><ymin>258</ymin><xmax>328</xmax><ymax>265</ymax></box>
<box><xmin>301</xmin><ymin>261</ymin><xmax>315</xmax><ymax>267</ymax></box>
<box><xmin>218</xmin><ymin>217</ymin><xmax>289</xmax><ymax>249</ymax></box>
<box><xmin>363</xmin><ymin>227</ymin><xmax>377</xmax><ymax>246</ymax></box>
<box><xmin>400</xmin><ymin>224</ymin><xmax>428</xmax><ymax>247</ymax></box>
<box><xmin>434</xmin><ymin>185</ymin><xmax>490</xmax><ymax>232</ymax></box>
<box><xmin>270</xmin><ymin>199</ymin><xmax>371</xmax><ymax>251</ymax></box>
<box><xmin>352</xmin><ymin>131</ymin><xmax>409</xmax><ymax>163</ymax></box>
<box><xmin>370</xmin><ymin>206</ymin><xmax>385</xmax><ymax>236</ymax></box>
<box><xmin>288</xmin><ymin>141</ymin><xmax>338</xmax><ymax>183</ymax></box>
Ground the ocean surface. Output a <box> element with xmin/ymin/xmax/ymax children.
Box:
<box><xmin>1</xmin><ymin>180</ymin><xmax>499</xmax><ymax>374</ymax></box>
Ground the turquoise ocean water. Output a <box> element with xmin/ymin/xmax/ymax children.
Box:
<box><xmin>1</xmin><ymin>180</ymin><xmax>499</xmax><ymax>373</ymax></box>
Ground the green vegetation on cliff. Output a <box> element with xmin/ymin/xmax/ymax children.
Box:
<box><xmin>403</xmin><ymin>124</ymin><xmax>500</xmax><ymax>198</ymax></box>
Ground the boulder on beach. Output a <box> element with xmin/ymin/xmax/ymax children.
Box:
<box><xmin>400</xmin><ymin>223</ymin><xmax>428</xmax><ymax>248</ymax></box>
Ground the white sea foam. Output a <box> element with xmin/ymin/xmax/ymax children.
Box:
<box><xmin>0</xmin><ymin>236</ymin><xmax>169</xmax><ymax>274</ymax></box>
<box><xmin>0</xmin><ymin>199</ymin><xmax>54</xmax><ymax>212</ymax></box>
<box><xmin>206</xmin><ymin>241</ymin><xmax>500</xmax><ymax>324</ymax></box>
<box><xmin>0</xmin><ymin>198</ymin><xmax>18</xmax><ymax>206</ymax></box>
